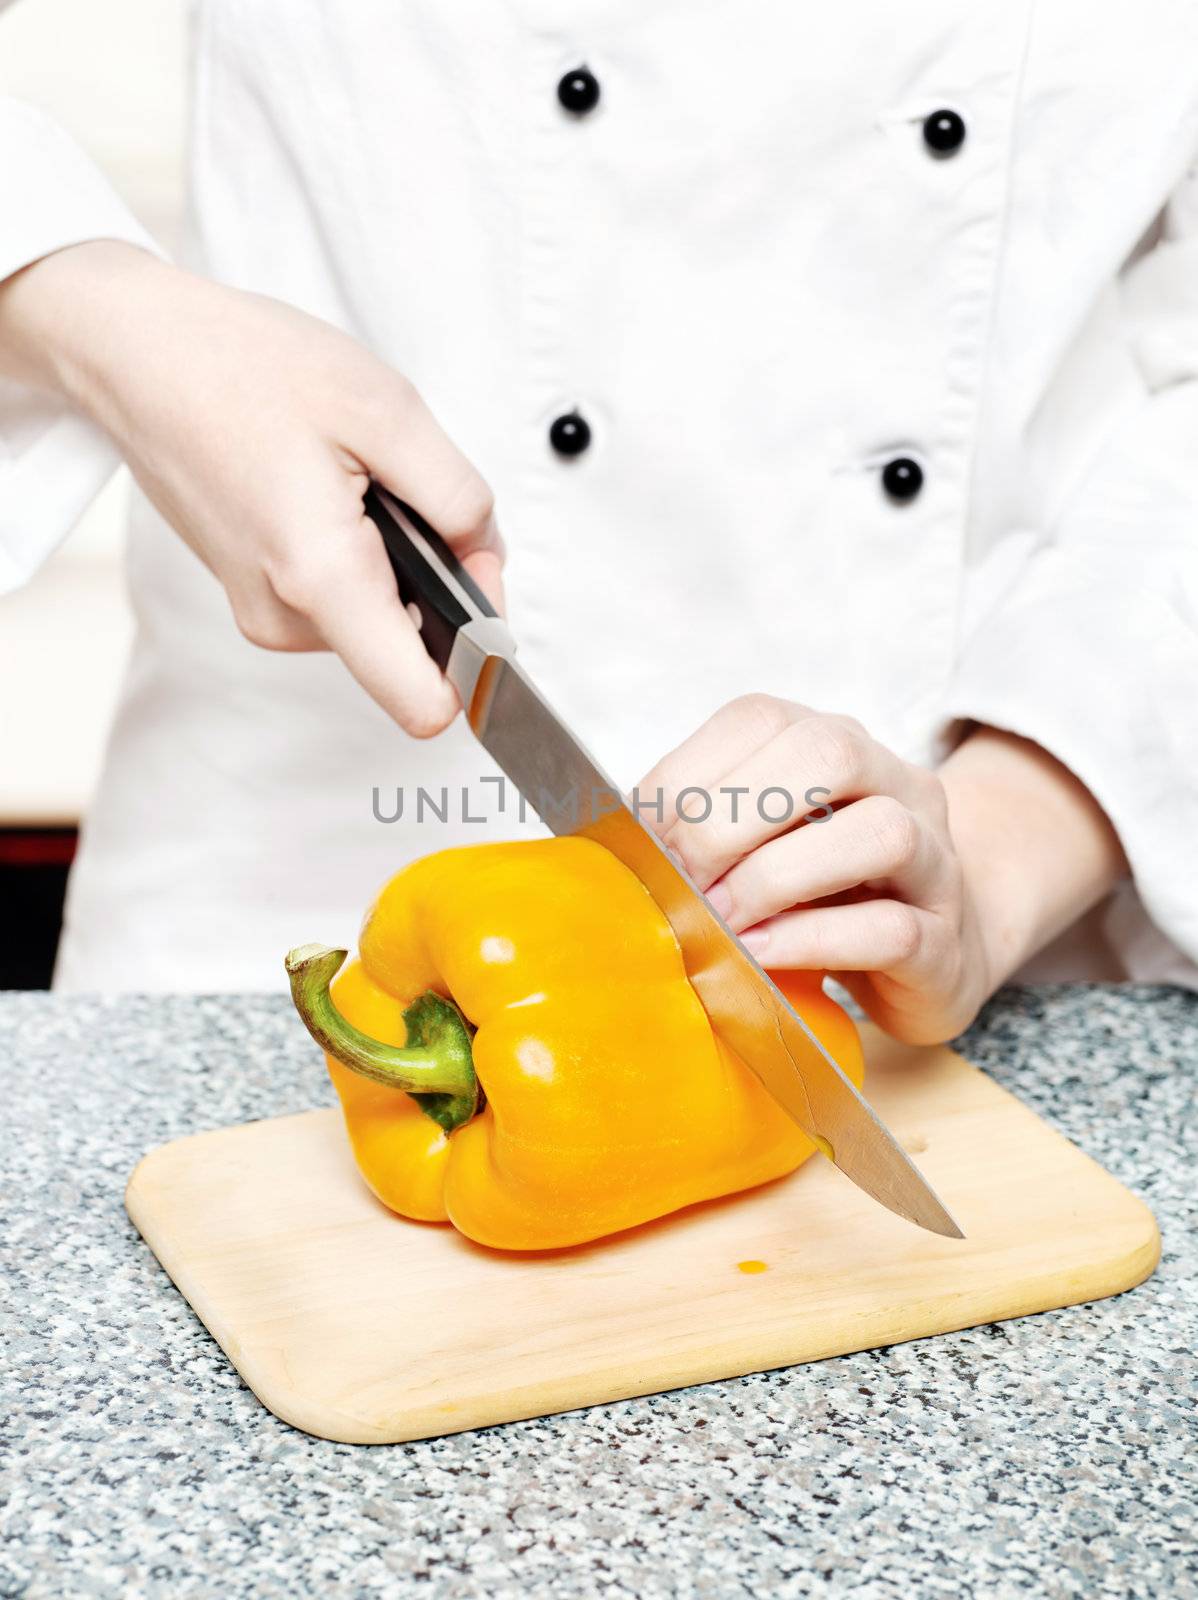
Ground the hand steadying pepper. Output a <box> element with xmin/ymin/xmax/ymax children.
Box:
<box><xmin>287</xmin><ymin>837</ymin><xmax>863</xmax><ymax>1251</ymax></box>
<box><xmin>640</xmin><ymin>696</ymin><xmax>1128</xmax><ymax>1045</ymax></box>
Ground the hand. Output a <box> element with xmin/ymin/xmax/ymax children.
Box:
<box><xmin>640</xmin><ymin>696</ymin><xmax>1128</xmax><ymax>1045</ymax></box>
<box><xmin>640</xmin><ymin>695</ymin><xmax>988</xmax><ymax>1043</ymax></box>
<box><xmin>0</xmin><ymin>241</ymin><xmax>499</xmax><ymax>736</ymax></box>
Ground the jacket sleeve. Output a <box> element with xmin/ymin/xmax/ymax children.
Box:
<box><xmin>936</xmin><ymin>154</ymin><xmax>1198</xmax><ymax>968</ymax></box>
<box><xmin>0</xmin><ymin>95</ymin><xmax>165</xmax><ymax>595</ymax></box>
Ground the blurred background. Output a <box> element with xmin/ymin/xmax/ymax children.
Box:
<box><xmin>0</xmin><ymin>0</ymin><xmax>185</xmax><ymax>984</ymax></box>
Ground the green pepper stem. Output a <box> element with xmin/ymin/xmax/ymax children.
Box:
<box><xmin>285</xmin><ymin>943</ymin><xmax>479</xmax><ymax>1133</ymax></box>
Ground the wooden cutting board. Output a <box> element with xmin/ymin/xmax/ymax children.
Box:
<box><xmin>125</xmin><ymin>1025</ymin><xmax>1159</xmax><ymax>1444</ymax></box>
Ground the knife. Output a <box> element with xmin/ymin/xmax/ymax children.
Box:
<box><xmin>366</xmin><ymin>483</ymin><xmax>963</xmax><ymax>1239</ymax></box>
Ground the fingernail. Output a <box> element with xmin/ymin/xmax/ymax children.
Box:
<box><xmin>740</xmin><ymin>926</ymin><xmax>769</xmax><ymax>955</ymax></box>
<box><xmin>706</xmin><ymin>883</ymin><xmax>732</xmax><ymax>920</ymax></box>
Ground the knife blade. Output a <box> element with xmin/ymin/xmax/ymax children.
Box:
<box><xmin>366</xmin><ymin>483</ymin><xmax>963</xmax><ymax>1239</ymax></box>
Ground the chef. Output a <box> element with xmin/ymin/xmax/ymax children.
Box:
<box><xmin>1</xmin><ymin>3</ymin><xmax>1196</xmax><ymax>1044</ymax></box>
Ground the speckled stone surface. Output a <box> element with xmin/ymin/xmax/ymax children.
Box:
<box><xmin>2</xmin><ymin>985</ymin><xmax>1195</xmax><ymax>1600</ymax></box>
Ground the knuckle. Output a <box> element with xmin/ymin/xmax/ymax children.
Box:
<box><xmin>866</xmin><ymin>795</ymin><xmax>920</xmax><ymax>868</ymax></box>
<box><xmin>722</xmin><ymin>860</ymin><xmax>767</xmax><ymax>927</ymax></box>
<box><xmin>381</xmin><ymin>370</ymin><xmax>421</xmax><ymax>417</ymax></box>
<box><xmin>797</xmin><ymin>717</ymin><xmax>862</xmax><ymax>789</ymax></box>
<box><xmin>356</xmin><ymin>370</ymin><xmax>421</xmax><ymax>439</ymax></box>
<box><xmin>263</xmin><ymin>546</ymin><xmax>335</xmax><ymax>614</ymax></box>
<box><xmin>827</xmin><ymin>711</ymin><xmax>868</xmax><ymax>740</ymax></box>
<box><xmin>728</xmin><ymin>692</ymin><xmax>796</xmax><ymax>741</ymax></box>
<box><xmin>879</xmin><ymin>902</ymin><xmax>922</xmax><ymax>964</ymax></box>
<box><xmin>353</xmin><ymin>369</ymin><xmax>422</xmax><ymax>451</ymax></box>
<box><xmin>668</xmin><ymin>815</ymin><xmax>732</xmax><ymax>887</ymax></box>
<box><xmin>796</xmin><ymin>913</ymin><xmax>833</xmax><ymax>970</ymax></box>
<box><xmin>437</xmin><ymin>473</ymin><xmax>496</xmax><ymax>541</ymax></box>
<box><xmin>665</xmin><ymin>816</ymin><xmax>713</xmax><ymax>874</ymax></box>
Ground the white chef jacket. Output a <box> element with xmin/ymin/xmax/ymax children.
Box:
<box><xmin>2</xmin><ymin>1</ymin><xmax>1197</xmax><ymax>992</ymax></box>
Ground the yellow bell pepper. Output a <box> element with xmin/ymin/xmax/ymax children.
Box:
<box><xmin>286</xmin><ymin>837</ymin><xmax>864</xmax><ymax>1251</ymax></box>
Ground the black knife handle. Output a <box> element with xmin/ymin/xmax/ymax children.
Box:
<box><xmin>364</xmin><ymin>482</ymin><xmax>498</xmax><ymax>674</ymax></box>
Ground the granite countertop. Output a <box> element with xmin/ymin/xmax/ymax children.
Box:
<box><xmin>2</xmin><ymin>984</ymin><xmax>1195</xmax><ymax>1600</ymax></box>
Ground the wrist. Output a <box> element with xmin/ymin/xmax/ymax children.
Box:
<box><xmin>938</xmin><ymin>726</ymin><xmax>1128</xmax><ymax>990</ymax></box>
<box><xmin>939</xmin><ymin>753</ymin><xmax>1041</xmax><ymax>992</ymax></box>
<box><xmin>0</xmin><ymin>240</ymin><xmax>165</xmax><ymax>415</ymax></box>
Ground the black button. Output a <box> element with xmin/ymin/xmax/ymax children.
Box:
<box><xmin>557</xmin><ymin>67</ymin><xmax>600</xmax><ymax>115</ymax></box>
<box><xmin>549</xmin><ymin>411</ymin><xmax>592</xmax><ymax>457</ymax></box>
<box><xmin>922</xmin><ymin>108</ymin><xmax>966</xmax><ymax>156</ymax></box>
<box><xmin>881</xmin><ymin>457</ymin><xmax>923</xmax><ymax>501</ymax></box>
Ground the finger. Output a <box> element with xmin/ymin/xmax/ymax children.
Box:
<box><xmin>230</xmin><ymin>579</ymin><xmax>326</xmax><ymax>652</ymax></box>
<box><xmin>638</xmin><ymin>694</ymin><xmax>809</xmax><ymax>836</ymax></box>
<box><xmin>742</xmin><ymin>898</ymin><xmax>935</xmax><ymax>977</ymax></box>
<box><xmin>712</xmin><ymin>793</ymin><xmax>941</xmax><ymax>932</ymax></box>
<box><xmin>668</xmin><ymin>713</ymin><xmax>916</xmax><ymax>889</ymax></box>
<box><xmin>463</xmin><ymin>546</ymin><xmax>506</xmax><ymax>616</ymax></box>
<box><xmin>360</xmin><ymin>376</ymin><xmax>501</xmax><ymax>560</ymax></box>
<box><xmin>297</xmin><ymin>510</ymin><xmax>460</xmax><ymax>736</ymax></box>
